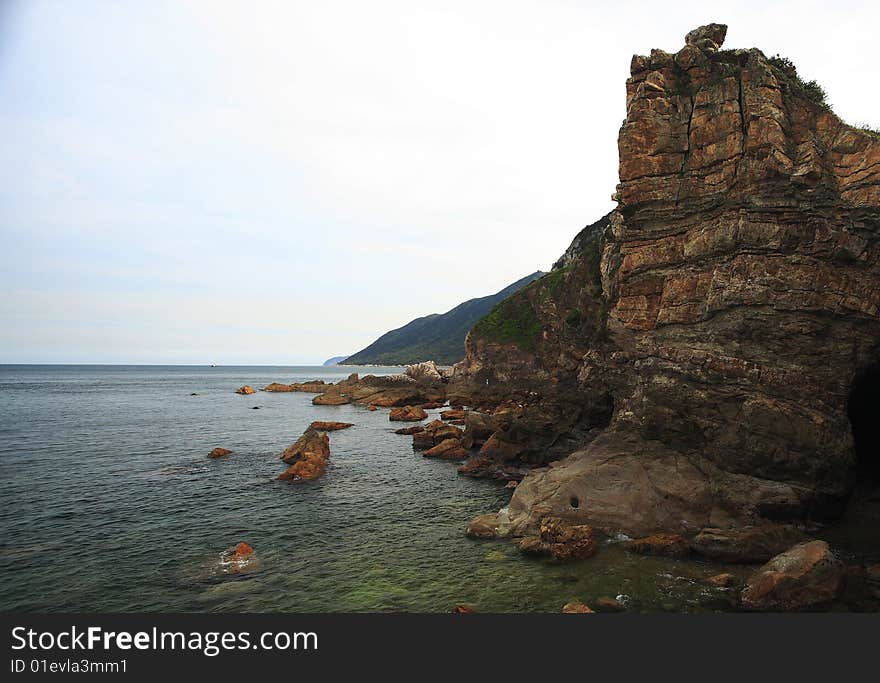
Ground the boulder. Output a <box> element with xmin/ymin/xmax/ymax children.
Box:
<box><xmin>423</xmin><ymin>438</ymin><xmax>469</xmax><ymax>460</ymax></box>
<box><xmin>278</xmin><ymin>428</ymin><xmax>330</xmax><ymax>481</ymax></box>
<box><xmin>741</xmin><ymin>541</ymin><xmax>845</xmax><ymax>611</ymax></box>
<box><xmin>478</xmin><ymin>433</ymin><xmax>524</xmax><ymax>462</ymax></box>
<box><xmin>208</xmin><ymin>447</ymin><xmax>233</xmax><ymax>459</ymax></box>
<box><xmin>309</xmin><ymin>421</ymin><xmax>353</xmax><ymax>431</ymax></box>
<box><xmin>367</xmin><ymin>405</ymin><xmax>378</xmax><ymax>411</ymax></box>
<box><xmin>562</xmin><ymin>601</ymin><xmax>594</xmax><ymax>614</ymax></box>
<box><xmin>691</xmin><ymin>525</ymin><xmax>806</xmax><ymax>563</ymax></box>
<box><xmin>419</xmin><ymin>402</ymin><xmax>446</xmax><ymax>409</ymax></box>
<box><xmin>466</xmin><ymin>513</ymin><xmax>500</xmax><ymax>539</ymax></box>
<box><xmin>405</xmin><ymin>361</ymin><xmax>443</xmax><ymax>383</ymax></box>
<box><xmin>389</xmin><ymin>406</ymin><xmax>428</xmax><ymax>422</ymax></box>
<box><xmin>312</xmin><ymin>393</ymin><xmax>350</xmax><ymax>406</ymax></box>
<box><xmin>625</xmin><ymin>533</ymin><xmax>690</xmax><ymax>558</ymax></box>
<box><xmin>451</xmin><ymin>604</ymin><xmax>475</xmax><ymax>614</ymax></box>
<box><xmin>235</xmin><ymin>385</ymin><xmax>255</xmax><ymax>395</ymax></box>
<box><xmin>594</xmin><ymin>596</ymin><xmax>626</xmax><ymax>612</ymax></box>
<box><xmin>684</xmin><ymin>22</ymin><xmax>727</xmax><ymax>49</ymax></box>
<box><xmin>412</xmin><ymin>420</ymin><xmax>463</xmax><ymax>449</ymax></box>
<box><xmin>518</xmin><ymin>517</ymin><xmax>598</xmax><ymax>561</ymax></box>
<box><xmin>440</xmin><ymin>409</ymin><xmax>467</xmax><ymax>421</ymax></box>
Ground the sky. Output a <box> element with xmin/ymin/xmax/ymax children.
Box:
<box><xmin>1</xmin><ymin>0</ymin><xmax>877</xmax><ymax>364</ymax></box>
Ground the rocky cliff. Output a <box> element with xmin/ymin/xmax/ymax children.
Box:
<box><xmin>451</xmin><ymin>24</ymin><xmax>880</xmax><ymax>537</ymax></box>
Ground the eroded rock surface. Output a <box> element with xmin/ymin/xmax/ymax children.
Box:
<box><xmin>451</xmin><ymin>23</ymin><xmax>880</xmax><ymax>538</ymax></box>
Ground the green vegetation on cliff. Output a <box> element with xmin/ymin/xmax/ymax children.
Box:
<box><xmin>472</xmin><ymin>292</ymin><xmax>542</xmax><ymax>352</ymax></box>
<box><xmin>343</xmin><ymin>271</ymin><xmax>544</xmax><ymax>366</ymax></box>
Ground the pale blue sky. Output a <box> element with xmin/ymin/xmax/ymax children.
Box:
<box><xmin>1</xmin><ymin>0</ymin><xmax>877</xmax><ymax>364</ymax></box>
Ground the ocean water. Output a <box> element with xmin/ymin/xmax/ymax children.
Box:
<box><xmin>0</xmin><ymin>365</ymin><xmax>868</xmax><ymax>613</ymax></box>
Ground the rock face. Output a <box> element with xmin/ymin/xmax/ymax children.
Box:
<box><xmin>741</xmin><ymin>540</ymin><xmax>846</xmax><ymax>610</ymax></box>
<box><xmin>451</xmin><ymin>24</ymin><xmax>880</xmax><ymax>538</ymax></box>
<box><xmin>278</xmin><ymin>427</ymin><xmax>331</xmax><ymax>481</ymax></box>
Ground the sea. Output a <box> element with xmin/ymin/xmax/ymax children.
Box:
<box><xmin>0</xmin><ymin>365</ymin><xmax>871</xmax><ymax>612</ymax></box>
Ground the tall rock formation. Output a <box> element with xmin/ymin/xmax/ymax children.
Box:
<box><xmin>452</xmin><ymin>24</ymin><xmax>880</xmax><ymax>536</ymax></box>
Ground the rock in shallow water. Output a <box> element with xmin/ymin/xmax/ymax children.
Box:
<box><xmin>691</xmin><ymin>525</ymin><xmax>806</xmax><ymax>563</ymax></box>
<box><xmin>518</xmin><ymin>517</ymin><xmax>598</xmax><ymax>561</ymax></box>
<box><xmin>309</xmin><ymin>421</ymin><xmax>353</xmax><ymax>431</ymax></box>
<box><xmin>389</xmin><ymin>406</ymin><xmax>428</xmax><ymax>422</ymax></box>
<box><xmin>235</xmin><ymin>385</ymin><xmax>255</xmax><ymax>395</ymax></box>
<box><xmin>278</xmin><ymin>427</ymin><xmax>330</xmax><ymax>481</ymax></box>
<box><xmin>208</xmin><ymin>447</ymin><xmax>233</xmax><ymax>459</ymax></box>
<box><xmin>562</xmin><ymin>600</ymin><xmax>594</xmax><ymax>613</ymax></box>
<box><xmin>740</xmin><ymin>540</ymin><xmax>845</xmax><ymax>611</ymax></box>
<box><xmin>624</xmin><ymin>533</ymin><xmax>690</xmax><ymax>558</ymax></box>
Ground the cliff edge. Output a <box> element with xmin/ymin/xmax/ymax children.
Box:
<box><xmin>452</xmin><ymin>24</ymin><xmax>880</xmax><ymax>536</ymax></box>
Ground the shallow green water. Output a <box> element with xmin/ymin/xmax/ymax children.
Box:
<box><xmin>0</xmin><ymin>365</ymin><xmax>874</xmax><ymax>612</ymax></box>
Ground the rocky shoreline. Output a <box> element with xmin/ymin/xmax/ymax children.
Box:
<box><xmin>215</xmin><ymin>23</ymin><xmax>880</xmax><ymax>612</ymax></box>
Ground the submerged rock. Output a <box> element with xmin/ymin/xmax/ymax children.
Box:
<box><xmin>235</xmin><ymin>385</ymin><xmax>256</xmax><ymax>395</ymax></box>
<box><xmin>625</xmin><ymin>533</ymin><xmax>690</xmax><ymax>558</ymax></box>
<box><xmin>704</xmin><ymin>573</ymin><xmax>737</xmax><ymax>588</ymax></box>
<box><xmin>466</xmin><ymin>513</ymin><xmax>500</xmax><ymax>539</ymax></box>
<box><xmin>208</xmin><ymin>447</ymin><xmax>233</xmax><ymax>459</ymax></box>
<box><xmin>691</xmin><ymin>525</ymin><xmax>806</xmax><ymax>563</ymax></box>
<box><xmin>741</xmin><ymin>540</ymin><xmax>845</xmax><ymax>611</ymax></box>
<box><xmin>218</xmin><ymin>542</ymin><xmax>260</xmax><ymax>575</ymax></box>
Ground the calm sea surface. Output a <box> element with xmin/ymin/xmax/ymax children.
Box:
<box><xmin>2</xmin><ymin>365</ymin><xmax>872</xmax><ymax>612</ymax></box>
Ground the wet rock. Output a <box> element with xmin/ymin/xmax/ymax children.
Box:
<box><xmin>263</xmin><ymin>382</ymin><xmax>294</xmax><ymax>392</ymax></box>
<box><xmin>691</xmin><ymin>525</ymin><xmax>806</xmax><ymax>563</ymax></box>
<box><xmin>625</xmin><ymin>533</ymin><xmax>690</xmax><ymax>558</ymax></box>
<box><xmin>562</xmin><ymin>601</ymin><xmax>594</xmax><ymax>613</ymax></box>
<box><xmin>440</xmin><ymin>409</ymin><xmax>467</xmax><ymax>421</ymax></box>
<box><xmin>423</xmin><ymin>438</ymin><xmax>469</xmax><ymax>460</ymax></box>
<box><xmin>451</xmin><ymin>604</ymin><xmax>475</xmax><ymax>614</ymax></box>
<box><xmin>312</xmin><ymin>393</ymin><xmax>350</xmax><ymax>406</ymax></box>
<box><xmin>419</xmin><ymin>401</ymin><xmax>445</xmax><ymax>409</ymax></box>
<box><xmin>594</xmin><ymin>596</ymin><xmax>625</xmax><ymax>612</ymax></box>
<box><xmin>741</xmin><ymin>540</ymin><xmax>845</xmax><ymax>611</ymax></box>
<box><xmin>389</xmin><ymin>406</ymin><xmax>428</xmax><ymax>422</ymax></box>
<box><xmin>704</xmin><ymin>573</ymin><xmax>737</xmax><ymax>588</ymax></box>
<box><xmin>412</xmin><ymin>420</ymin><xmax>463</xmax><ymax>449</ymax></box>
<box><xmin>367</xmin><ymin>405</ymin><xmax>378</xmax><ymax>411</ymax></box>
<box><xmin>394</xmin><ymin>425</ymin><xmax>425</xmax><ymax>435</ymax></box>
<box><xmin>235</xmin><ymin>385</ymin><xmax>255</xmax><ymax>395</ymax></box>
<box><xmin>208</xmin><ymin>447</ymin><xmax>233</xmax><ymax>459</ymax></box>
<box><xmin>251</xmin><ymin>406</ymin><xmax>260</xmax><ymax>410</ymax></box>
<box><xmin>278</xmin><ymin>427</ymin><xmax>330</xmax><ymax>481</ymax></box>
<box><xmin>218</xmin><ymin>542</ymin><xmax>260</xmax><ymax>575</ymax></box>
<box><xmin>505</xmin><ymin>480</ymin><xmax>518</xmax><ymax>489</ymax></box>
<box><xmin>518</xmin><ymin>517</ymin><xmax>598</xmax><ymax>561</ymax></box>
<box><xmin>309</xmin><ymin>421</ymin><xmax>353</xmax><ymax>431</ymax></box>
<box><xmin>466</xmin><ymin>513</ymin><xmax>500</xmax><ymax>539</ymax></box>
<box><xmin>190</xmin><ymin>392</ymin><xmax>198</xmax><ymax>396</ymax></box>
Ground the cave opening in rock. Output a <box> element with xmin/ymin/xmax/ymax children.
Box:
<box><xmin>570</xmin><ymin>496</ymin><xmax>580</xmax><ymax>509</ymax></box>
<box><xmin>847</xmin><ymin>359</ymin><xmax>880</xmax><ymax>482</ymax></box>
